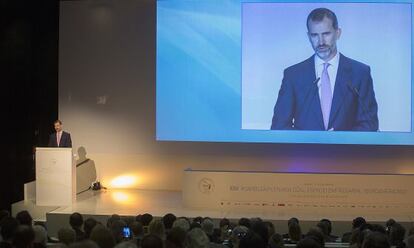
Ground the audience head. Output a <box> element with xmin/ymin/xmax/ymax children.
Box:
<box><xmin>190</xmin><ymin>221</ymin><xmax>201</xmax><ymax>230</ymax></box>
<box><xmin>148</xmin><ymin>219</ymin><xmax>166</xmax><ymax>240</ymax></box>
<box><xmin>238</xmin><ymin>218</ymin><xmax>251</xmax><ymax>228</ymax></box>
<box><xmin>141</xmin><ymin>213</ymin><xmax>153</xmax><ymax>226</ymax></box>
<box><xmin>230</xmin><ymin>225</ymin><xmax>249</xmax><ymax>248</ymax></box>
<box><xmin>185</xmin><ymin>227</ymin><xmax>210</xmax><ymax>248</ymax></box>
<box><xmin>129</xmin><ymin>221</ymin><xmax>144</xmax><ymax>238</ymax></box>
<box><xmin>16</xmin><ymin>210</ymin><xmax>33</xmax><ymax>226</ymax></box>
<box><xmin>0</xmin><ymin>216</ymin><xmax>19</xmax><ymax>241</ymax></box>
<box><xmin>389</xmin><ymin>223</ymin><xmax>406</xmax><ymax>247</ymax></box>
<box><xmin>13</xmin><ymin>225</ymin><xmax>35</xmax><ymax>248</ymax></box>
<box><xmin>251</xmin><ymin>220</ymin><xmax>269</xmax><ymax>245</ymax></box>
<box><xmin>173</xmin><ymin>218</ymin><xmax>191</xmax><ymax>232</ymax></box>
<box><xmin>319</xmin><ymin>219</ymin><xmax>333</xmax><ymax>235</ymax></box>
<box><xmin>288</xmin><ymin>221</ymin><xmax>302</xmax><ymax>242</ymax></box>
<box><xmin>84</xmin><ymin>217</ymin><xmax>98</xmax><ymax>238</ymax></box>
<box><xmin>192</xmin><ymin>217</ymin><xmax>203</xmax><ymax>225</ymax></box>
<box><xmin>110</xmin><ymin>219</ymin><xmax>128</xmax><ymax>243</ymax></box>
<box><xmin>353</xmin><ymin>217</ymin><xmax>367</xmax><ymax>229</ymax></box>
<box><xmin>166</xmin><ymin>226</ymin><xmax>187</xmax><ymax>248</ymax></box>
<box><xmin>201</xmin><ymin>218</ymin><xmax>214</xmax><ymax>236</ymax></box>
<box><xmin>163</xmin><ymin>213</ymin><xmax>177</xmax><ymax>230</ymax></box>
<box><xmin>306</xmin><ymin>227</ymin><xmax>325</xmax><ymax>248</ymax></box>
<box><xmin>142</xmin><ymin>234</ymin><xmax>164</xmax><ymax>248</ymax></box>
<box><xmin>0</xmin><ymin>209</ymin><xmax>10</xmax><ymax>222</ymax></box>
<box><xmin>288</xmin><ymin>217</ymin><xmax>300</xmax><ymax>226</ymax></box>
<box><xmin>69</xmin><ymin>212</ymin><xmax>84</xmax><ymax>229</ymax></box>
<box><xmin>33</xmin><ymin>224</ymin><xmax>48</xmax><ymax>247</ymax></box>
<box><xmin>58</xmin><ymin>227</ymin><xmax>76</xmax><ymax>245</ymax></box>
<box><xmin>362</xmin><ymin>232</ymin><xmax>390</xmax><ymax>248</ymax></box>
<box><xmin>385</xmin><ymin>219</ymin><xmax>396</xmax><ymax>229</ymax></box>
<box><xmin>239</xmin><ymin>230</ymin><xmax>266</xmax><ymax>248</ymax></box>
<box><xmin>268</xmin><ymin>233</ymin><xmax>285</xmax><ymax>248</ymax></box>
<box><xmin>90</xmin><ymin>225</ymin><xmax>116</xmax><ymax>248</ymax></box>
<box><xmin>220</xmin><ymin>218</ymin><xmax>230</xmax><ymax>229</ymax></box>
<box><xmin>107</xmin><ymin>214</ymin><xmax>121</xmax><ymax>228</ymax></box>
<box><xmin>264</xmin><ymin>221</ymin><xmax>276</xmax><ymax>238</ymax></box>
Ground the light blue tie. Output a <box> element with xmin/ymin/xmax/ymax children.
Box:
<box><xmin>321</xmin><ymin>63</ymin><xmax>332</xmax><ymax>130</ymax></box>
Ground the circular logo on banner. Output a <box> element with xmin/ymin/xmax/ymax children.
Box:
<box><xmin>198</xmin><ymin>178</ymin><xmax>215</xmax><ymax>194</ymax></box>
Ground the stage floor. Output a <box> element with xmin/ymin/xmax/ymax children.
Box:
<box><xmin>12</xmin><ymin>188</ymin><xmax>414</xmax><ymax>238</ymax></box>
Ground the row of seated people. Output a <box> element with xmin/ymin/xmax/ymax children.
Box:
<box><xmin>0</xmin><ymin>209</ymin><xmax>412</xmax><ymax>248</ymax></box>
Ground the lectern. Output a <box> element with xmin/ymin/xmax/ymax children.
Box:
<box><xmin>35</xmin><ymin>147</ymin><xmax>75</xmax><ymax>206</ymax></box>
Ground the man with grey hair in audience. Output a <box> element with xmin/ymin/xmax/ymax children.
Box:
<box><xmin>173</xmin><ymin>218</ymin><xmax>191</xmax><ymax>233</ymax></box>
<box><xmin>185</xmin><ymin>228</ymin><xmax>210</xmax><ymax>248</ymax></box>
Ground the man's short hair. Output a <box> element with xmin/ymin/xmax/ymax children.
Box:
<box><xmin>307</xmin><ymin>8</ymin><xmax>339</xmax><ymax>30</ymax></box>
<box><xmin>70</xmin><ymin>212</ymin><xmax>84</xmax><ymax>228</ymax></box>
<box><xmin>16</xmin><ymin>210</ymin><xmax>33</xmax><ymax>226</ymax></box>
<box><xmin>54</xmin><ymin>119</ymin><xmax>63</xmax><ymax>125</ymax></box>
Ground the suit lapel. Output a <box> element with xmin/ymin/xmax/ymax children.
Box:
<box><xmin>329</xmin><ymin>54</ymin><xmax>352</xmax><ymax>127</ymax></box>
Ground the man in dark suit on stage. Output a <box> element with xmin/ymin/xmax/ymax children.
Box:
<box><xmin>48</xmin><ymin>120</ymin><xmax>72</xmax><ymax>147</ymax></box>
<box><xmin>271</xmin><ymin>8</ymin><xmax>378</xmax><ymax>131</ymax></box>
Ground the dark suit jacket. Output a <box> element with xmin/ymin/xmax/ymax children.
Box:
<box><xmin>48</xmin><ymin>131</ymin><xmax>72</xmax><ymax>148</ymax></box>
<box><xmin>271</xmin><ymin>54</ymin><xmax>378</xmax><ymax>131</ymax></box>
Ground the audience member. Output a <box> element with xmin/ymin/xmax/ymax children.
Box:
<box><xmin>286</xmin><ymin>221</ymin><xmax>302</xmax><ymax>243</ymax></box>
<box><xmin>283</xmin><ymin>217</ymin><xmax>300</xmax><ymax>239</ymax></box>
<box><xmin>13</xmin><ymin>225</ymin><xmax>35</xmax><ymax>248</ymax></box>
<box><xmin>90</xmin><ymin>225</ymin><xmax>116</xmax><ymax>248</ymax></box>
<box><xmin>362</xmin><ymin>232</ymin><xmax>390</xmax><ymax>248</ymax></box>
<box><xmin>166</xmin><ymin>226</ymin><xmax>186</xmax><ymax>248</ymax></box>
<box><xmin>185</xmin><ymin>228</ymin><xmax>210</xmax><ymax>248</ymax></box>
<box><xmin>129</xmin><ymin>221</ymin><xmax>144</xmax><ymax>246</ymax></box>
<box><xmin>69</xmin><ymin>212</ymin><xmax>85</xmax><ymax>241</ymax></box>
<box><xmin>58</xmin><ymin>227</ymin><xmax>76</xmax><ymax>246</ymax></box>
<box><xmin>0</xmin><ymin>217</ymin><xmax>18</xmax><ymax>248</ymax></box>
<box><xmin>343</xmin><ymin>217</ymin><xmax>366</xmax><ymax>243</ymax></box>
<box><xmin>141</xmin><ymin>234</ymin><xmax>163</xmax><ymax>248</ymax></box>
<box><xmin>32</xmin><ymin>224</ymin><xmax>47</xmax><ymax>248</ymax></box>
<box><xmin>16</xmin><ymin>211</ymin><xmax>33</xmax><ymax>226</ymax></box>
<box><xmin>389</xmin><ymin>223</ymin><xmax>406</xmax><ymax>248</ymax></box>
<box><xmin>84</xmin><ymin>218</ymin><xmax>98</xmax><ymax>239</ymax></box>
<box><xmin>306</xmin><ymin>227</ymin><xmax>325</xmax><ymax>248</ymax></box>
<box><xmin>110</xmin><ymin>219</ymin><xmax>128</xmax><ymax>244</ymax></box>
<box><xmin>319</xmin><ymin>219</ymin><xmax>338</xmax><ymax>242</ymax></box>
<box><xmin>228</xmin><ymin>225</ymin><xmax>248</xmax><ymax>248</ymax></box>
<box><xmin>173</xmin><ymin>218</ymin><xmax>190</xmax><ymax>232</ymax></box>
<box><xmin>163</xmin><ymin>213</ymin><xmax>177</xmax><ymax>233</ymax></box>
<box><xmin>238</xmin><ymin>218</ymin><xmax>251</xmax><ymax>229</ymax></box>
<box><xmin>239</xmin><ymin>230</ymin><xmax>266</xmax><ymax>248</ymax></box>
<box><xmin>149</xmin><ymin>219</ymin><xmax>166</xmax><ymax>240</ymax></box>
<box><xmin>141</xmin><ymin>214</ymin><xmax>154</xmax><ymax>227</ymax></box>
<box><xmin>269</xmin><ymin>233</ymin><xmax>285</xmax><ymax>248</ymax></box>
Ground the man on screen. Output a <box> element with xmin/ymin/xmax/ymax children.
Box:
<box><xmin>270</xmin><ymin>8</ymin><xmax>378</xmax><ymax>131</ymax></box>
<box><xmin>48</xmin><ymin>120</ymin><xmax>72</xmax><ymax>148</ymax></box>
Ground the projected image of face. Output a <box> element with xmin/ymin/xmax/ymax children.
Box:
<box><xmin>307</xmin><ymin>16</ymin><xmax>341</xmax><ymax>62</ymax></box>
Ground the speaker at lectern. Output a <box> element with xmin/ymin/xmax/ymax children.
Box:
<box><xmin>35</xmin><ymin>147</ymin><xmax>76</xmax><ymax>206</ymax></box>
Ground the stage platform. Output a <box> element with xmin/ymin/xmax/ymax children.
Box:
<box><xmin>11</xmin><ymin>188</ymin><xmax>414</xmax><ymax>238</ymax></box>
